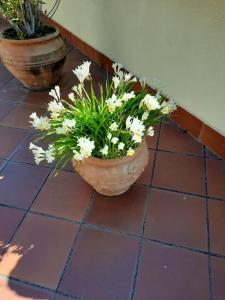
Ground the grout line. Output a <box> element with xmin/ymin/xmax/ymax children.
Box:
<box><xmin>130</xmin><ymin>121</ymin><xmax>162</xmax><ymax>300</ymax></box>
<box><xmin>3</xmin><ymin>152</ymin><xmax>225</xmax><ymax>203</ymax></box>
<box><xmin>0</xmin><ymin>123</ymin><xmax>29</xmax><ymax>131</ymax></box>
<box><xmin>149</xmin><ymin>185</ymin><xmax>225</xmax><ymax>203</ymax></box>
<box><xmin>204</xmin><ymin>146</ymin><xmax>213</xmax><ymax>300</ymax></box>
<box><xmin>0</xmin><ymin>167</ymin><xmax>52</xmax><ymax>258</ymax></box>
<box><xmin>53</xmin><ymin>189</ymin><xmax>96</xmax><ymax>298</ymax></box>
<box><xmin>0</xmin><ymin>129</ymin><xmax>31</xmax><ymax>175</ymax></box>
<box><xmin>0</xmin><ymin>103</ymin><xmax>18</xmax><ymax>122</ymax></box>
<box><xmin>0</xmin><ymin>274</ymin><xmax>81</xmax><ymax>300</ymax></box>
<box><xmin>148</xmin><ymin>146</ymin><xmax>222</xmax><ymax>161</ymax></box>
<box><xmin>1</xmin><ymin>200</ymin><xmax>225</xmax><ymax>260</ymax></box>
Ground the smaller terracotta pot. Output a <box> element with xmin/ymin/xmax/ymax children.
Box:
<box><xmin>0</xmin><ymin>27</ymin><xmax>66</xmax><ymax>90</ymax></box>
<box><xmin>72</xmin><ymin>139</ymin><xmax>149</xmax><ymax>196</ymax></box>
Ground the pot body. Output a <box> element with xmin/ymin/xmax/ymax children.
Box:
<box><xmin>0</xmin><ymin>27</ymin><xmax>66</xmax><ymax>90</ymax></box>
<box><xmin>72</xmin><ymin>139</ymin><xmax>149</xmax><ymax>196</ymax></box>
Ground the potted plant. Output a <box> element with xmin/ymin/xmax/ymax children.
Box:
<box><xmin>0</xmin><ymin>0</ymin><xmax>66</xmax><ymax>90</ymax></box>
<box><xmin>29</xmin><ymin>62</ymin><xmax>177</xmax><ymax>195</ymax></box>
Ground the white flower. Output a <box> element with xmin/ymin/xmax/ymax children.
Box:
<box><xmin>124</xmin><ymin>72</ymin><xmax>137</xmax><ymax>83</ymax></box>
<box><xmin>73</xmin><ymin>61</ymin><xmax>91</xmax><ymax>83</ymax></box>
<box><xmin>107</xmin><ymin>133</ymin><xmax>112</xmax><ymax>140</ymax></box>
<box><xmin>140</xmin><ymin>94</ymin><xmax>160</xmax><ymax>111</ymax></box>
<box><xmin>126</xmin><ymin>116</ymin><xmax>145</xmax><ymax>135</ymax></box>
<box><xmin>147</xmin><ymin>126</ymin><xmax>154</xmax><ymax>136</ymax></box>
<box><xmin>126</xmin><ymin>116</ymin><xmax>145</xmax><ymax>144</ymax></box>
<box><xmin>49</xmin><ymin>85</ymin><xmax>60</xmax><ymax>100</ymax></box>
<box><xmin>56</xmin><ymin>127</ymin><xmax>67</xmax><ymax>135</ymax></box>
<box><xmin>45</xmin><ymin>145</ymin><xmax>55</xmax><ymax>163</ymax></box>
<box><xmin>68</xmin><ymin>93</ymin><xmax>76</xmax><ymax>102</ymax></box>
<box><xmin>161</xmin><ymin>100</ymin><xmax>177</xmax><ymax>114</ymax></box>
<box><xmin>100</xmin><ymin>144</ymin><xmax>109</xmax><ymax>156</ymax></box>
<box><xmin>124</xmin><ymin>73</ymin><xmax>132</xmax><ymax>82</ymax></box>
<box><xmin>106</xmin><ymin>94</ymin><xmax>122</xmax><ymax>112</ymax></box>
<box><xmin>112</xmin><ymin>62</ymin><xmax>123</xmax><ymax>73</ymax></box>
<box><xmin>109</xmin><ymin>122</ymin><xmax>118</xmax><ymax>131</ymax></box>
<box><xmin>126</xmin><ymin>116</ymin><xmax>132</xmax><ymax>129</ymax></box>
<box><xmin>56</xmin><ymin>119</ymin><xmax>76</xmax><ymax>135</ymax></box>
<box><xmin>121</xmin><ymin>91</ymin><xmax>135</xmax><ymax>102</ymax></box>
<box><xmin>117</xmin><ymin>70</ymin><xmax>124</xmax><ymax>80</ymax></box>
<box><xmin>77</xmin><ymin>136</ymin><xmax>95</xmax><ymax>159</ymax></box>
<box><xmin>112</xmin><ymin>76</ymin><xmax>120</xmax><ymax>90</ymax></box>
<box><xmin>73</xmin><ymin>150</ymin><xmax>83</xmax><ymax>161</ymax></box>
<box><xmin>72</xmin><ymin>84</ymin><xmax>83</xmax><ymax>96</ymax></box>
<box><xmin>118</xmin><ymin>142</ymin><xmax>125</xmax><ymax>150</ymax></box>
<box><xmin>142</xmin><ymin>111</ymin><xmax>149</xmax><ymax>121</ymax></box>
<box><xmin>139</xmin><ymin>77</ymin><xmax>146</xmax><ymax>88</ymax></box>
<box><xmin>132</xmin><ymin>133</ymin><xmax>143</xmax><ymax>143</ymax></box>
<box><xmin>30</xmin><ymin>113</ymin><xmax>51</xmax><ymax>131</ymax></box>
<box><xmin>127</xmin><ymin>148</ymin><xmax>135</xmax><ymax>156</ymax></box>
<box><xmin>111</xmin><ymin>137</ymin><xmax>119</xmax><ymax>144</ymax></box>
<box><xmin>47</xmin><ymin>100</ymin><xmax>65</xmax><ymax>119</ymax></box>
<box><xmin>29</xmin><ymin>143</ymin><xmax>45</xmax><ymax>165</ymax></box>
<box><xmin>63</xmin><ymin>119</ymin><xmax>76</xmax><ymax>128</ymax></box>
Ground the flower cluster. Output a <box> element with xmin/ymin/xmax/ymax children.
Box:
<box><xmin>29</xmin><ymin>61</ymin><xmax>176</xmax><ymax>167</ymax></box>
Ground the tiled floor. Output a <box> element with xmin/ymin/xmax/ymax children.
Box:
<box><xmin>0</xmin><ymin>19</ymin><xmax>225</xmax><ymax>300</ymax></box>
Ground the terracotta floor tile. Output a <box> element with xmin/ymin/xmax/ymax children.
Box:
<box><xmin>158</xmin><ymin>124</ymin><xmax>203</xmax><ymax>155</ymax></box>
<box><xmin>207</xmin><ymin>159</ymin><xmax>225</xmax><ymax>199</ymax></box>
<box><xmin>0</xmin><ymin>159</ymin><xmax>4</xmax><ymax>170</ymax></box>
<box><xmin>0</xmin><ymin>207</ymin><xmax>24</xmax><ymax>244</ymax></box>
<box><xmin>13</xmin><ymin>132</ymin><xmax>50</xmax><ymax>166</ymax></box>
<box><xmin>0</xmin><ymin>78</ymin><xmax>28</xmax><ymax>103</ymax></box>
<box><xmin>0</xmin><ymin>277</ymin><xmax>53</xmax><ymax>300</ymax></box>
<box><xmin>23</xmin><ymin>90</ymin><xmax>52</xmax><ymax>106</ymax></box>
<box><xmin>67</xmin><ymin>48</ymin><xmax>86</xmax><ymax>62</ymax></box>
<box><xmin>0</xmin><ymin>126</ymin><xmax>27</xmax><ymax>159</ymax></box>
<box><xmin>59</xmin><ymin>228</ymin><xmax>138</xmax><ymax>300</ymax></box>
<box><xmin>58</xmin><ymin>68</ymin><xmax>78</xmax><ymax>92</ymax></box>
<box><xmin>0</xmin><ymin>66</ymin><xmax>13</xmax><ymax>89</ymax></box>
<box><xmin>1</xmin><ymin>104</ymin><xmax>46</xmax><ymax>129</ymax></box>
<box><xmin>135</xmin><ymin>241</ymin><xmax>209</xmax><ymax>300</ymax></box>
<box><xmin>136</xmin><ymin>149</ymin><xmax>155</xmax><ymax>185</ymax></box>
<box><xmin>208</xmin><ymin>200</ymin><xmax>225</xmax><ymax>255</ymax></box>
<box><xmin>54</xmin><ymin>294</ymin><xmax>74</xmax><ymax>300</ymax></box>
<box><xmin>0</xmin><ymin>102</ymin><xmax>16</xmax><ymax>121</ymax></box>
<box><xmin>0</xmin><ymin>162</ymin><xmax>49</xmax><ymax>209</ymax></box>
<box><xmin>0</xmin><ymin>214</ymin><xmax>79</xmax><ymax>289</ymax></box>
<box><xmin>87</xmin><ymin>185</ymin><xmax>148</xmax><ymax>234</ymax></box>
<box><xmin>32</xmin><ymin>171</ymin><xmax>93</xmax><ymax>221</ymax></box>
<box><xmin>146</xmin><ymin>124</ymin><xmax>160</xmax><ymax>149</ymax></box>
<box><xmin>153</xmin><ymin>151</ymin><xmax>206</xmax><ymax>195</ymax></box>
<box><xmin>145</xmin><ymin>189</ymin><xmax>207</xmax><ymax>250</ymax></box>
<box><xmin>211</xmin><ymin>257</ymin><xmax>225</xmax><ymax>300</ymax></box>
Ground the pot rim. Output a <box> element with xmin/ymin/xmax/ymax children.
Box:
<box><xmin>0</xmin><ymin>26</ymin><xmax>60</xmax><ymax>44</ymax></box>
<box><xmin>72</xmin><ymin>139</ymin><xmax>147</xmax><ymax>167</ymax></box>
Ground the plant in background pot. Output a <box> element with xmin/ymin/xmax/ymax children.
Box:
<box><xmin>29</xmin><ymin>62</ymin><xmax>177</xmax><ymax>195</ymax></box>
<box><xmin>0</xmin><ymin>0</ymin><xmax>66</xmax><ymax>90</ymax></box>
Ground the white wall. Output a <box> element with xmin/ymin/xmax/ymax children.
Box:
<box><xmin>46</xmin><ymin>0</ymin><xmax>225</xmax><ymax>135</ymax></box>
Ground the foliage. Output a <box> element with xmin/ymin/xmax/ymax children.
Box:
<box><xmin>0</xmin><ymin>0</ymin><xmax>59</xmax><ymax>39</ymax></box>
<box><xmin>29</xmin><ymin>62</ymin><xmax>177</xmax><ymax>169</ymax></box>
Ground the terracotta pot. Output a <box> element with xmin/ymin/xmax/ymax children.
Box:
<box><xmin>0</xmin><ymin>27</ymin><xmax>66</xmax><ymax>90</ymax></box>
<box><xmin>72</xmin><ymin>139</ymin><xmax>149</xmax><ymax>196</ymax></box>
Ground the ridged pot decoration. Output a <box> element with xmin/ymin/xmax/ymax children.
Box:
<box><xmin>72</xmin><ymin>139</ymin><xmax>149</xmax><ymax>196</ymax></box>
<box><xmin>0</xmin><ymin>27</ymin><xmax>66</xmax><ymax>90</ymax></box>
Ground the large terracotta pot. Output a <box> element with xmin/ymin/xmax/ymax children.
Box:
<box><xmin>0</xmin><ymin>27</ymin><xmax>66</xmax><ymax>90</ymax></box>
<box><xmin>72</xmin><ymin>139</ymin><xmax>149</xmax><ymax>196</ymax></box>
